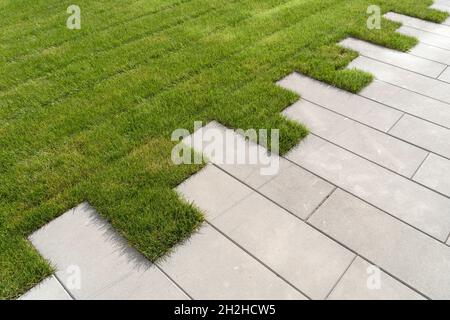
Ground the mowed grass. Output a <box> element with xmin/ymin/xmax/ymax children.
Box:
<box><xmin>0</xmin><ymin>0</ymin><xmax>447</xmax><ymax>299</ymax></box>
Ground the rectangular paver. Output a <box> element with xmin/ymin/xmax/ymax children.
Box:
<box><xmin>409</xmin><ymin>43</ymin><xmax>450</xmax><ymax>65</ymax></box>
<box><xmin>360</xmin><ymin>79</ymin><xmax>450</xmax><ymax>129</ymax></box>
<box><xmin>389</xmin><ymin>114</ymin><xmax>450</xmax><ymax>159</ymax></box>
<box><xmin>283</xmin><ymin>99</ymin><xmax>427</xmax><ymax>177</ymax></box>
<box><xmin>182</xmin><ymin>121</ymin><xmax>334</xmax><ymax>219</ymax></box>
<box><xmin>277</xmin><ymin>72</ymin><xmax>402</xmax><ymax>132</ymax></box>
<box><xmin>385</xmin><ymin>12</ymin><xmax>450</xmax><ymax>38</ymax></box>
<box><xmin>340</xmin><ymin>37</ymin><xmax>446</xmax><ymax>77</ymax></box>
<box><xmin>286</xmin><ymin>135</ymin><xmax>450</xmax><ymax>241</ymax></box>
<box><xmin>309</xmin><ymin>189</ymin><xmax>450</xmax><ymax>300</ymax></box>
<box><xmin>257</xmin><ymin>161</ymin><xmax>335</xmax><ymax>219</ymax></box>
<box><xmin>177</xmin><ymin>164</ymin><xmax>253</xmax><ymax>220</ymax></box>
<box><xmin>158</xmin><ymin>224</ymin><xmax>307</xmax><ymax>300</ymax></box>
<box><xmin>29</xmin><ymin>203</ymin><xmax>188</xmax><ymax>300</ymax></box>
<box><xmin>349</xmin><ymin>56</ymin><xmax>450</xmax><ymax>104</ymax></box>
<box><xmin>397</xmin><ymin>26</ymin><xmax>450</xmax><ymax>50</ymax></box>
<box><xmin>182</xmin><ymin>121</ymin><xmax>279</xmax><ymax>189</ymax></box>
<box><xmin>213</xmin><ymin>192</ymin><xmax>355</xmax><ymax>300</ymax></box>
<box><xmin>413</xmin><ymin>153</ymin><xmax>450</xmax><ymax>197</ymax></box>
<box><xmin>20</xmin><ymin>276</ymin><xmax>72</xmax><ymax>300</ymax></box>
<box><xmin>327</xmin><ymin>257</ymin><xmax>425</xmax><ymax>300</ymax></box>
<box><xmin>438</xmin><ymin>66</ymin><xmax>450</xmax><ymax>83</ymax></box>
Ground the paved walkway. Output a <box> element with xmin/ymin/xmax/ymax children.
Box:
<box><xmin>22</xmin><ymin>2</ymin><xmax>450</xmax><ymax>300</ymax></box>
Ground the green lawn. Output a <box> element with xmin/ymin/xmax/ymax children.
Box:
<box><xmin>0</xmin><ymin>0</ymin><xmax>446</xmax><ymax>299</ymax></box>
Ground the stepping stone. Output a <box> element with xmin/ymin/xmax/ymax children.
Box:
<box><xmin>182</xmin><ymin>121</ymin><xmax>334</xmax><ymax>219</ymax></box>
<box><xmin>339</xmin><ymin>37</ymin><xmax>446</xmax><ymax>77</ymax></box>
<box><xmin>408</xmin><ymin>43</ymin><xmax>450</xmax><ymax>66</ymax></box>
<box><xmin>397</xmin><ymin>26</ymin><xmax>450</xmax><ymax>50</ymax></box>
<box><xmin>158</xmin><ymin>224</ymin><xmax>306</xmax><ymax>300</ymax></box>
<box><xmin>385</xmin><ymin>12</ymin><xmax>450</xmax><ymax>37</ymax></box>
<box><xmin>413</xmin><ymin>153</ymin><xmax>450</xmax><ymax>197</ymax></box>
<box><xmin>348</xmin><ymin>56</ymin><xmax>450</xmax><ymax>104</ymax></box>
<box><xmin>327</xmin><ymin>257</ymin><xmax>424</xmax><ymax>300</ymax></box>
<box><xmin>177</xmin><ymin>163</ymin><xmax>354</xmax><ymax>300</ymax></box>
<box><xmin>277</xmin><ymin>73</ymin><xmax>402</xmax><ymax>132</ymax></box>
<box><xmin>360</xmin><ymin>79</ymin><xmax>450</xmax><ymax>130</ymax></box>
<box><xmin>28</xmin><ymin>203</ymin><xmax>188</xmax><ymax>300</ymax></box>
<box><xmin>438</xmin><ymin>66</ymin><xmax>450</xmax><ymax>83</ymax></box>
<box><xmin>389</xmin><ymin>114</ymin><xmax>450</xmax><ymax>159</ymax></box>
<box><xmin>283</xmin><ymin>99</ymin><xmax>427</xmax><ymax>177</ymax></box>
<box><xmin>309</xmin><ymin>189</ymin><xmax>450</xmax><ymax>300</ymax></box>
<box><xmin>286</xmin><ymin>135</ymin><xmax>450</xmax><ymax>241</ymax></box>
<box><xmin>19</xmin><ymin>276</ymin><xmax>72</xmax><ymax>300</ymax></box>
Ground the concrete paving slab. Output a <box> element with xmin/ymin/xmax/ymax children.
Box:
<box><xmin>29</xmin><ymin>203</ymin><xmax>187</xmax><ymax>300</ymax></box>
<box><xmin>182</xmin><ymin>121</ymin><xmax>279</xmax><ymax>188</ymax></box>
<box><xmin>438</xmin><ymin>66</ymin><xmax>450</xmax><ymax>83</ymax></box>
<box><xmin>286</xmin><ymin>135</ymin><xmax>450</xmax><ymax>241</ymax></box>
<box><xmin>385</xmin><ymin>12</ymin><xmax>450</xmax><ymax>37</ymax></box>
<box><xmin>397</xmin><ymin>26</ymin><xmax>450</xmax><ymax>50</ymax></box>
<box><xmin>349</xmin><ymin>56</ymin><xmax>450</xmax><ymax>104</ymax></box>
<box><xmin>409</xmin><ymin>43</ymin><xmax>450</xmax><ymax>65</ymax></box>
<box><xmin>177</xmin><ymin>164</ymin><xmax>252</xmax><ymax>220</ymax></box>
<box><xmin>212</xmin><ymin>192</ymin><xmax>354</xmax><ymax>300</ymax></box>
<box><xmin>277</xmin><ymin>73</ymin><xmax>402</xmax><ymax>132</ymax></box>
<box><xmin>309</xmin><ymin>189</ymin><xmax>450</xmax><ymax>300</ymax></box>
<box><xmin>413</xmin><ymin>154</ymin><xmax>450</xmax><ymax>197</ymax></box>
<box><xmin>257</xmin><ymin>161</ymin><xmax>335</xmax><ymax>219</ymax></box>
<box><xmin>389</xmin><ymin>114</ymin><xmax>450</xmax><ymax>159</ymax></box>
<box><xmin>327</xmin><ymin>257</ymin><xmax>425</xmax><ymax>300</ymax></box>
<box><xmin>283</xmin><ymin>100</ymin><xmax>427</xmax><ymax>177</ymax></box>
<box><xmin>431</xmin><ymin>4</ymin><xmax>450</xmax><ymax>25</ymax></box>
<box><xmin>20</xmin><ymin>276</ymin><xmax>72</xmax><ymax>300</ymax></box>
<box><xmin>360</xmin><ymin>79</ymin><xmax>450</xmax><ymax>129</ymax></box>
<box><xmin>340</xmin><ymin>37</ymin><xmax>446</xmax><ymax>77</ymax></box>
<box><xmin>158</xmin><ymin>224</ymin><xmax>307</xmax><ymax>300</ymax></box>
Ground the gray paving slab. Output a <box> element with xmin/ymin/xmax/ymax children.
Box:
<box><xmin>385</xmin><ymin>12</ymin><xmax>450</xmax><ymax>37</ymax></box>
<box><xmin>182</xmin><ymin>121</ymin><xmax>279</xmax><ymax>188</ymax></box>
<box><xmin>29</xmin><ymin>203</ymin><xmax>187</xmax><ymax>300</ymax></box>
<box><xmin>158</xmin><ymin>224</ymin><xmax>307</xmax><ymax>300</ymax></box>
<box><xmin>349</xmin><ymin>56</ymin><xmax>450</xmax><ymax>104</ymax></box>
<box><xmin>257</xmin><ymin>161</ymin><xmax>335</xmax><ymax>219</ymax></box>
<box><xmin>286</xmin><ymin>135</ymin><xmax>450</xmax><ymax>241</ymax></box>
<box><xmin>340</xmin><ymin>37</ymin><xmax>446</xmax><ymax>77</ymax></box>
<box><xmin>327</xmin><ymin>257</ymin><xmax>425</xmax><ymax>300</ymax></box>
<box><xmin>438</xmin><ymin>66</ymin><xmax>450</xmax><ymax>83</ymax></box>
<box><xmin>397</xmin><ymin>26</ymin><xmax>450</xmax><ymax>50</ymax></box>
<box><xmin>177</xmin><ymin>164</ymin><xmax>253</xmax><ymax>220</ymax></box>
<box><xmin>19</xmin><ymin>276</ymin><xmax>72</xmax><ymax>300</ymax></box>
<box><xmin>360</xmin><ymin>79</ymin><xmax>450</xmax><ymax>129</ymax></box>
<box><xmin>211</xmin><ymin>192</ymin><xmax>354</xmax><ymax>300</ymax></box>
<box><xmin>409</xmin><ymin>43</ymin><xmax>450</xmax><ymax>65</ymax></box>
<box><xmin>413</xmin><ymin>154</ymin><xmax>450</xmax><ymax>197</ymax></box>
<box><xmin>277</xmin><ymin>73</ymin><xmax>402</xmax><ymax>132</ymax></box>
<box><xmin>309</xmin><ymin>189</ymin><xmax>450</xmax><ymax>300</ymax></box>
<box><xmin>389</xmin><ymin>114</ymin><xmax>450</xmax><ymax>159</ymax></box>
<box><xmin>431</xmin><ymin>4</ymin><xmax>450</xmax><ymax>26</ymax></box>
<box><xmin>283</xmin><ymin>100</ymin><xmax>427</xmax><ymax>177</ymax></box>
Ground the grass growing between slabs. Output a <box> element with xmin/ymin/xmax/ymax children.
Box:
<box><xmin>0</xmin><ymin>0</ymin><xmax>447</xmax><ymax>298</ymax></box>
